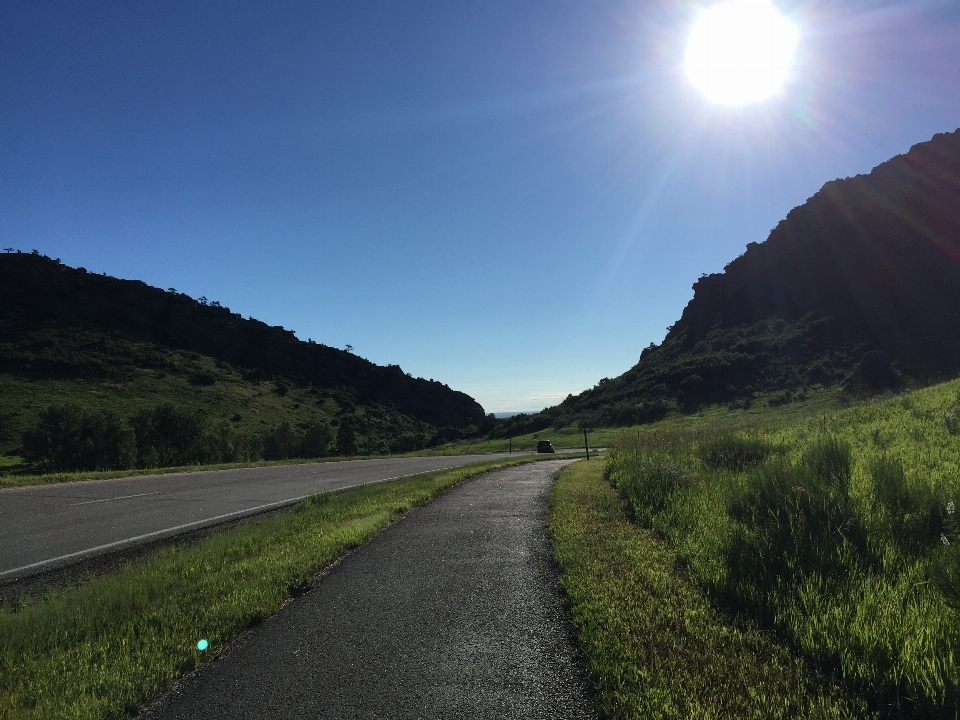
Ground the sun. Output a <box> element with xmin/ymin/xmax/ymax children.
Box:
<box><xmin>684</xmin><ymin>0</ymin><xmax>799</xmax><ymax>106</ymax></box>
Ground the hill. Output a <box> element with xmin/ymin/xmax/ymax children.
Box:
<box><xmin>0</xmin><ymin>253</ymin><xmax>486</xmax><ymax>466</ymax></box>
<box><xmin>503</xmin><ymin>128</ymin><xmax>960</xmax><ymax>432</ymax></box>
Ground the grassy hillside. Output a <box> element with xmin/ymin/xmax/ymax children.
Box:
<box><xmin>600</xmin><ymin>376</ymin><xmax>960</xmax><ymax>717</ymax></box>
<box><xmin>0</xmin><ymin>252</ymin><xmax>493</xmax><ymax>474</ymax></box>
<box><xmin>516</xmin><ymin>128</ymin><xmax>960</xmax><ymax>430</ymax></box>
<box><xmin>0</xmin><ymin>252</ymin><xmax>484</xmax><ymax>428</ymax></box>
<box><xmin>0</xmin><ymin>349</ymin><xmax>435</xmax><ymax>469</ymax></box>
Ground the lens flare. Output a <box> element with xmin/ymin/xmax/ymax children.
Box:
<box><xmin>684</xmin><ymin>0</ymin><xmax>799</xmax><ymax>106</ymax></box>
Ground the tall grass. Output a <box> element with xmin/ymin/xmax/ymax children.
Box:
<box><xmin>606</xmin><ymin>380</ymin><xmax>960</xmax><ymax>718</ymax></box>
<box><xmin>551</xmin><ymin>459</ymin><xmax>868</xmax><ymax>719</ymax></box>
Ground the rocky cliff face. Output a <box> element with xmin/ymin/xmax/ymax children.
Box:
<box><xmin>541</xmin><ymin>129</ymin><xmax>960</xmax><ymax>427</ymax></box>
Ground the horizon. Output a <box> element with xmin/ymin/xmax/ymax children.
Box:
<box><xmin>3</xmin><ymin>1</ymin><xmax>960</xmax><ymax>413</ymax></box>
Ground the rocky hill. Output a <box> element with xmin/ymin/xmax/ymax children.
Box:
<box><xmin>0</xmin><ymin>253</ymin><xmax>484</xmax><ymax>431</ymax></box>
<box><xmin>510</xmin><ymin>129</ymin><xmax>960</xmax><ymax>431</ymax></box>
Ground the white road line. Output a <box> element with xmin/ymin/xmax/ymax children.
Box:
<box><xmin>0</xmin><ymin>472</ymin><xmax>424</xmax><ymax>580</ymax></box>
<box><xmin>72</xmin><ymin>491</ymin><xmax>161</xmax><ymax>506</ymax></box>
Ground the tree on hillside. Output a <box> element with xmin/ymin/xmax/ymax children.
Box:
<box><xmin>131</xmin><ymin>403</ymin><xmax>206</xmax><ymax>467</ymax></box>
<box><xmin>22</xmin><ymin>404</ymin><xmax>136</xmax><ymax>471</ymax></box>
<box><xmin>301</xmin><ymin>420</ymin><xmax>334</xmax><ymax>458</ymax></box>
<box><xmin>263</xmin><ymin>421</ymin><xmax>299</xmax><ymax>460</ymax></box>
<box><xmin>336</xmin><ymin>418</ymin><xmax>358</xmax><ymax>456</ymax></box>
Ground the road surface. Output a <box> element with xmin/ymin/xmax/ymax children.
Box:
<box><xmin>0</xmin><ymin>454</ymin><xmax>525</xmax><ymax>580</ymax></box>
<box><xmin>143</xmin><ymin>459</ymin><xmax>598</xmax><ymax>719</ymax></box>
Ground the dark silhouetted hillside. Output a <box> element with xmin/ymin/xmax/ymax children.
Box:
<box><xmin>0</xmin><ymin>253</ymin><xmax>484</xmax><ymax>429</ymax></box>
<box><xmin>504</xmin><ymin>129</ymin><xmax>960</xmax><ymax>430</ymax></box>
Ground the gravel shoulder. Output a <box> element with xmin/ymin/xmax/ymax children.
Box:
<box><xmin>142</xmin><ymin>459</ymin><xmax>599</xmax><ymax>720</ymax></box>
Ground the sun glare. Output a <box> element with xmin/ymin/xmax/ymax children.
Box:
<box><xmin>684</xmin><ymin>0</ymin><xmax>799</xmax><ymax>106</ymax></box>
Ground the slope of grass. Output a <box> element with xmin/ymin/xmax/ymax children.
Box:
<box><xmin>447</xmin><ymin>385</ymin><xmax>846</xmax><ymax>455</ymax></box>
<box><xmin>0</xmin><ymin>455</ymin><xmax>544</xmax><ymax>720</ymax></box>
<box><xmin>606</xmin><ymin>377</ymin><xmax>960</xmax><ymax>717</ymax></box>
<box><xmin>550</xmin><ymin>459</ymin><xmax>869</xmax><ymax>719</ymax></box>
<box><xmin>0</xmin><ymin>362</ymin><xmax>340</xmax><ymax>459</ymax></box>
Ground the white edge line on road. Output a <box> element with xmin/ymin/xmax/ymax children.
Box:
<box><xmin>0</xmin><ymin>471</ymin><xmax>429</xmax><ymax>581</ymax></box>
<box><xmin>72</xmin><ymin>491</ymin><xmax>161</xmax><ymax>506</ymax></box>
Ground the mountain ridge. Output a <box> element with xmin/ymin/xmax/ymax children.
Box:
<box><xmin>0</xmin><ymin>253</ymin><xmax>485</xmax><ymax>431</ymax></box>
<box><xmin>502</xmin><ymin>128</ymin><xmax>960</xmax><ymax>432</ymax></box>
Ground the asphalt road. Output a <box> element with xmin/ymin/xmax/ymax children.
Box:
<box><xmin>144</xmin><ymin>459</ymin><xmax>598</xmax><ymax>720</ymax></box>
<box><xmin>0</xmin><ymin>454</ymin><xmax>527</xmax><ymax>580</ymax></box>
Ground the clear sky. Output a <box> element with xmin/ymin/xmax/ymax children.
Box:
<box><xmin>3</xmin><ymin>1</ymin><xmax>960</xmax><ymax>413</ymax></box>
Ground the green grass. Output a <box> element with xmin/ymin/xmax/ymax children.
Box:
<box><xmin>0</xmin><ymin>455</ymin><xmax>548</xmax><ymax>720</ymax></box>
<box><xmin>605</xmin><ymin>378</ymin><xmax>960</xmax><ymax>717</ymax></box>
<box><xmin>550</xmin><ymin>458</ymin><xmax>870</xmax><ymax>719</ymax></box>
<box><xmin>0</xmin><ymin>365</ymin><xmax>339</xmax><ymax>459</ymax></box>
<box><xmin>444</xmin><ymin>385</ymin><xmax>849</xmax><ymax>456</ymax></box>
<box><xmin>445</xmin><ymin>425</ymin><xmax>621</xmax><ymax>453</ymax></box>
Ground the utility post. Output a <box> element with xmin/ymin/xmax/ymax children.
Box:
<box><xmin>509</xmin><ymin>436</ymin><xmax>512</xmax><ymax>454</ymax></box>
<box><xmin>583</xmin><ymin>428</ymin><xmax>590</xmax><ymax>461</ymax></box>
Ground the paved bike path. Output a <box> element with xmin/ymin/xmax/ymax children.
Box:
<box><xmin>145</xmin><ymin>459</ymin><xmax>598</xmax><ymax>719</ymax></box>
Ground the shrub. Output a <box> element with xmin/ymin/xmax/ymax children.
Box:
<box><xmin>335</xmin><ymin>419</ymin><xmax>357</xmax><ymax>456</ymax></box>
<box><xmin>263</xmin><ymin>422</ymin><xmax>299</xmax><ymax>460</ymax></box>
<box><xmin>300</xmin><ymin>421</ymin><xmax>334</xmax><ymax>458</ymax></box>
<box><xmin>698</xmin><ymin>434</ymin><xmax>771</xmax><ymax>472</ymax></box>
<box><xmin>930</xmin><ymin>498</ymin><xmax>960</xmax><ymax>612</ymax></box>
<box><xmin>726</xmin><ymin>438</ymin><xmax>865</xmax><ymax>617</ymax></box>
<box><xmin>870</xmin><ymin>456</ymin><xmax>943</xmax><ymax>556</ymax></box>
<box><xmin>611</xmin><ymin>456</ymin><xmax>690</xmax><ymax>526</ymax></box>
<box><xmin>131</xmin><ymin>403</ymin><xmax>207</xmax><ymax>467</ymax></box>
<box><xmin>22</xmin><ymin>404</ymin><xmax>137</xmax><ymax>472</ymax></box>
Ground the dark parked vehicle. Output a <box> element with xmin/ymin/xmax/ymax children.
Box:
<box><xmin>536</xmin><ymin>440</ymin><xmax>555</xmax><ymax>453</ymax></box>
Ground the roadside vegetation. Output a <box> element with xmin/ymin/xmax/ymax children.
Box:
<box><xmin>596</xmin><ymin>377</ymin><xmax>960</xmax><ymax>717</ymax></box>
<box><xmin>0</xmin><ymin>455</ymin><xmax>546</xmax><ymax>720</ymax></box>
<box><xmin>0</xmin><ymin>369</ymin><xmax>471</xmax><ymax>479</ymax></box>
<box><xmin>551</xmin><ymin>459</ymin><xmax>869</xmax><ymax>718</ymax></box>
<box><xmin>448</xmin><ymin>384</ymin><xmax>846</xmax><ymax>455</ymax></box>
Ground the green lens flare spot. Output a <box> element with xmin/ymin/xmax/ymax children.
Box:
<box><xmin>197</xmin><ymin>639</ymin><xmax>209</xmax><ymax>651</ymax></box>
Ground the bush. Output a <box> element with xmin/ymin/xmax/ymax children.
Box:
<box><xmin>300</xmin><ymin>421</ymin><xmax>334</xmax><ymax>458</ymax></box>
<box><xmin>698</xmin><ymin>434</ymin><xmax>771</xmax><ymax>472</ymax></box>
<box><xmin>610</xmin><ymin>456</ymin><xmax>690</xmax><ymax>526</ymax></box>
<box><xmin>22</xmin><ymin>404</ymin><xmax>137</xmax><ymax>472</ymax></box>
<box><xmin>335</xmin><ymin>419</ymin><xmax>357</xmax><ymax>456</ymax></box>
<box><xmin>869</xmin><ymin>456</ymin><xmax>943</xmax><ymax>556</ymax></box>
<box><xmin>131</xmin><ymin>404</ymin><xmax>207</xmax><ymax>467</ymax></box>
<box><xmin>21</xmin><ymin>400</ymin><xmax>411</xmax><ymax>473</ymax></box>
<box><xmin>855</xmin><ymin>350</ymin><xmax>903</xmax><ymax>391</ymax></box>
<box><xmin>725</xmin><ymin>438</ymin><xmax>865</xmax><ymax>617</ymax></box>
<box><xmin>263</xmin><ymin>422</ymin><xmax>299</xmax><ymax>460</ymax></box>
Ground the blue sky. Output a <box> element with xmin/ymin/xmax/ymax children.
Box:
<box><xmin>3</xmin><ymin>1</ymin><xmax>960</xmax><ymax>413</ymax></box>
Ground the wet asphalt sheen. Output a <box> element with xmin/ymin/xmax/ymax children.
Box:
<box><xmin>144</xmin><ymin>459</ymin><xmax>599</xmax><ymax>720</ymax></box>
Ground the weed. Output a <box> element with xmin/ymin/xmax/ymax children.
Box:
<box><xmin>698</xmin><ymin>433</ymin><xmax>772</xmax><ymax>472</ymax></box>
